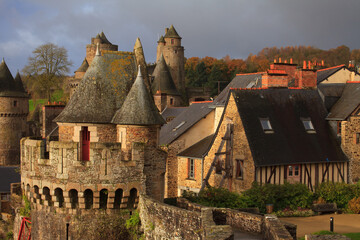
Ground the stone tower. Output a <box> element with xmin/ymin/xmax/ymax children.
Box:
<box><xmin>19</xmin><ymin>44</ymin><xmax>166</xmax><ymax>239</ymax></box>
<box><xmin>85</xmin><ymin>32</ymin><xmax>118</xmax><ymax>65</ymax></box>
<box><xmin>0</xmin><ymin>59</ymin><xmax>28</xmax><ymax>165</ymax></box>
<box><xmin>151</xmin><ymin>54</ymin><xmax>182</xmax><ymax>111</ymax></box>
<box><xmin>156</xmin><ymin>25</ymin><xmax>185</xmax><ymax>94</ymax></box>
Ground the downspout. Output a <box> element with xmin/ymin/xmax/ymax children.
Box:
<box><xmin>201</xmin><ymin>157</ymin><xmax>204</xmax><ymax>191</ymax></box>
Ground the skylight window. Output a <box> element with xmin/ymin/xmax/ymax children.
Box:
<box><xmin>260</xmin><ymin>118</ymin><xmax>273</xmax><ymax>133</ymax></box>
<box><xmin>172</xmin><ymin>121</ymin><xmax>185</xmax><ymax>131</ymax></box>
<box><xmin>302</xmin><ymin>119</ymin><xmax>315</xmax><ymax>133</ymax></box>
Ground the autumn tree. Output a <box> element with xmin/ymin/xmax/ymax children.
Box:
<box><xmin>22</xmin><ymin>43</ymin><xmax>72</xmax><ymax>101</ymax></box>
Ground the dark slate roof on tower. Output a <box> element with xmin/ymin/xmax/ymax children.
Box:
<box><xmin>326</xmin><ymin>83</ymin><xmax>360</xmax><ymax>120</ymax></box>
<box><xmin>151</xmin><ymin>54</ymin><xmax>180</xmax><ymax>95</ymax></box>
<box><xmin>14</xmin><ymin>71</ymin><xmax>26</xmax><ymax>93</ymax></box>
<box><xmin>112</xmin><ymin>67</ymin><xmax>165</xmax><ymax>125</ymax></box>
<box><xmin>0</xmin><ymin>59</ymin><xmax>27</xmax><ymax>97</ymax></box>
<box><xmin>164</xmin><ymin>25</ymin><xmax>181</xmax><ymax>39</ymax></box>
<box><xmin>100</xmin><ymin>32</ymin><xmax>112</xmax><ymax>44</ymax></box>
<box><xmin>75</xmin><ymin>58</ymin><xmax>89</xmax><ymax>73</ymax></box>
<box><xmin>214</xmin><ymin>73</ymin><xmax>263</xmax><ymax>105</ymax></box>
<box><xmin>232</xmin><ymin>88</ymin><xmax>346</xmax><ymax>167</ymax></box>
<box><xmin>157</xmin><ymin>35</ymin><xmax>165</xmax><ymax>43</ymax></box>
<box><xmin>55</xmin><ymin>49</ymin><xmax>137</xmax><ymax>123</ymax></box>
<box><xmin>160</xmin><ymin>101</ymin><xmax>214</xmax><ymax>145</ymax></box>
<box><xmin>317</xmin><ymin>65</ymin><xmax>346</xmax><ymax>84</ymax></box>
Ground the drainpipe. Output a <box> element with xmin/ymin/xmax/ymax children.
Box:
<box><xmin>201</xmin><ymin>158</ymin><xmax>204</xmax><ymax>191</ymax></box>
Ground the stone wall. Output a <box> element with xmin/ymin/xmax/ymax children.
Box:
<box><xmin>138</xmin><ymin>195</ymin><xmax>233</xmax><ymax>240</ymax></box>
<box><xmin>58</xmin><ymin>123</ymin><xmax>117</xmax><ymax>143</ymax></box>
<box><xmin>341</xmin><ymin>116</ymin><xmax>360</xmax><ymax>183</ymax></box>
<box><xmin>42</xmin><ymin>104</ymin><xmax>65</xmax><ymax>138</ymax></box>
<box><xmin>264</xmin><ymin>215</ymin><xmax>294</xmax><ymax>240</ymax></box>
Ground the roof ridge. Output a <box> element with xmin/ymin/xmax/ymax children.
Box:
<box><xmin>317</xmin><ymin>64</ymin><xmax>345</xmax><ymax>72</ymax></box>
<box><xmin>236</xmin><ymin>72</ymin><xmax>266</xmax><ymax>76</ymax></box>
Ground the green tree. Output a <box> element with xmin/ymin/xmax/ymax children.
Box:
<box><xmin>22</xmin><ymin>43</ymin><xmax>72</xmax><ymax>101</ymax></box>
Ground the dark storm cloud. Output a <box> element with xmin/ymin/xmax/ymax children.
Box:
<box><xmin>0</xmin><ymin>0</ymin><xmax>360</xmax><ymax>73</ymax></box>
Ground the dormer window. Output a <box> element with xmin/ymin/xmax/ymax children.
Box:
<box><xmin>260</xmin><ymin>118</ymin><xmax>273</xmax><ymax>133</ymax></box>
<box><xmin>302</xmin><ymin>118</ymin><xmax>315</xmax><ymax>133</ymax></box>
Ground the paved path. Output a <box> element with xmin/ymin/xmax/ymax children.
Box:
<box><xmin>233</xmin><ymin>228</ymin><xmax>263</xmax><ymax>239</ymax></box>
<box><xmin>280</xmin><ymin>214</ymin><xmax>360</xmax><ymax>238</ymax></box>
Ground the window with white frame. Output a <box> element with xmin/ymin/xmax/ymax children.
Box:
<box><xmin>188</xmin><ymin>158</ymin><xmax>195</xmax><ymax>179</ymax></box>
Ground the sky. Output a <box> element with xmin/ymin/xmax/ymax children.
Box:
<box><xmin>1</xmin><ymin>0</ymin><xmax>360</xmax><ymax>74</ymax></box>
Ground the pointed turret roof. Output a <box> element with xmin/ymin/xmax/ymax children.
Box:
<box><xmin>99</xmin><ymin>32</ymin><xmax>112</xmax><ymax>44</ymax></box>
<box><xmin>0</xmin><ymin>59</ymin><xmax>27</xmax><ymax>97</ymax></box>
<box><xmin>151</xmin><ymin>54</ymin><xmax>180</xmax><ymax>95</ymax></box>
<box><xmin>157</xmin><ymin>35</ymin><xmax>165</xmax><ymax>43</ymax></box>
<box><xmin>14</xmin><ymin>71</ymin><xmax>26</xmax><ymax>93</ymax></box>
<box><xmin>75</xmin><ymin>58</ymin><xmax>89</xmax><ymax>73</ymax></box>
<box><xmin>134</xmin><ymin>37</ymin><xmax>142</xmax><ymax>49</ymax></box>
<box><xmin>55</xmin><ymin>53</ymin><xmax>117</xmax><ymax>123</ymax></box>
<box><xmin>112</xmin><ymin>67</ymin><xmax>165</xmax><ymax>126</ymax></box>
<box><xmin>164</xmin><ymin>25</ymin><xmax>181</xmax><ymax>39</ymax></box>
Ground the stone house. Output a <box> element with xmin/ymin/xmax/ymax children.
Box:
<box><xmin>174</xmin><ymin>61</ymin><xmax>349</xmax><ymax>194</ymax></box>
<box><xmin>19</xmin><ymin>44</ymin><xmax>167</xmax><ymax>239</ymax></box>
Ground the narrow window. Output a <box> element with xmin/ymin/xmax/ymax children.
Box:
<box><xmin>114</xmin><ymin>189</ymin><xmax>123</xmax><ymax>209</ymax></box>
<box><xmin>260</xmin><ymin>118</ymin><xmax>273</xmax><ymax>133</ymax></box>
<box><xmin>288</xmin><ymin>165</ymin><xmax>300</xmax><ymax>177</ymax></box>
<box><xmin>100</xmin><ymin>189</ymin><xmax>108</xmax><ymax>209</ymax></box>
<box><xmin>69</xmin><ymin>189</ymin><xmax>78</xmax><ymax>209</ymax></box>
<box><xmin>171</xmin><ymin>39</ymin><xmax>174</xmax><ymax>45</ymax></box>
<box><xmin>356</xmin><ymin>133</ymin><xmax>360</xmax><ymax>144</ymax></box>
<box><xmin>236</xmin><ymin>160</ymin><xmax>244</xmax><ymax>179</ymax></box>
<box><xmin>170</xmin><ymin>98</ymin><xmax>174</xmax><ymax>105</ymax></box>
<box><xmin>294</xmin><ymin>165</ymin><xmax>299</xmax><ymax>176</ymax></box>
<box><xmin>188</xmin><ymin>158</ymin><xmax>195</xmax><ymax>179</ymax></box>
<box><xmin>127</xmin><ymin>188</ymin><xmax>137</xmax><ymax>209</ymax></box>
<box><xmin>13</xmin><ymin>101</ymin><xmax>17</xmax><ymax>107</ymax></box>
<box><xmin>288</xmin><ymin>165</ymin><xmax>293</xmax><ymax>176</ymax></box>
<box><xmin>80</xmin><ymin>127</ymin><xmax>90</xmax><ymax>161</ymax></box>
<box><xmin>337</xmin><ymin>121</ymin><xmax>341</xmax><ymax>136</ymax></box>
<box><xmin>84</xmin><ymin>189</ymin><xmax>93</xmax><ymax>209</ymax></box>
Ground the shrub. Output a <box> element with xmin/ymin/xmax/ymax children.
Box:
<box><xmin>19</xmin><ymin>195</ymin><xmax>31</xmax><ymax>217</ymax></box>
<box><xmin>347</xmin><ymin>197</ymin><xmax>360</xmax><ymax>214</ymax></box>
<box><xmin>314</xmin><ymin>182</ymin><xmax>360</xmax><ymax>209</ymax></box>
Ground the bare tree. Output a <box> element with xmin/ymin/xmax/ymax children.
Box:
<box><xmin>23</xmin><ymin>43</ymin><xmax>72</xmax><ymax>101</ymax></box>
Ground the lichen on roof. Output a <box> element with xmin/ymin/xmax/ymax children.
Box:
<box><xmin>0</xmin><ymin>59</ymin><xmax>27</xmax><ymax>97</ymax></box>
<box><xmin>164</xmin><ymin>25</ymin><xmax>181</xmax><ymax>39</ymax></box>
<box><xmin>151</xmin><ymin>54</ymin><xmax>180</xmax><ymax>95</ymax></box>
<box><xmin>75</xmin><ymin>58</ymin><xmax>89</xmax><ymax>73</ymax></box>
<box><xmin>112</xmin><ymin>67</ymin><xmax>165</xmax><ymax>126</ymax></box>
<box><xmin>55</xmin><ymin>51</ymin><xmax>137</xmax><ymax>124</ymax></box>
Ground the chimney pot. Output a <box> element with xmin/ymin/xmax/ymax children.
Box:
<box><xmin>284</xmin><ymin>60</ymin><xmax>287</xmax><ymax>63</ymax></box>
<box><xmin>308</xmin><ymin>61</ymin><xmax>311</xmax><ymax>69</ymax></box>
<box><xmin>290</xmin><ymin>58</ymin><xmax>293</xmax><ymax>64</ymax></box>
<box><xmin>303</xmin><ymin>61</ymin><xmax>307</xmax><ymax>69</ymax></box>
<box><xmin>274</xmin><ymin>59</ymin><xmax>277</xmax><ymax>63</ymax></box>
<box><xmin>279</xmin><ymin>57</ymin><xmax>282</xmax><ymax>63</ymax></box>
<box><xmin>321</xmin><ymin>60</ymin><xmax>324</xmax><ymax>66</ymax></box>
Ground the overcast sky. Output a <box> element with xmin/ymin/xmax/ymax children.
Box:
<box><xmin>1</xmin><ymin>0</ymin><xmax>360</xmax><ymax>74</ymax></box>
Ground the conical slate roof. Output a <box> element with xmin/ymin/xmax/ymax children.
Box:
<box><xmin>100</xmin><ymin>32</ymin><xmax>112</xmax><ymax>44</ymax></box>
<box><xmin>0</xmin><ymin>59</ymin><xmax>27</xmax><ymax>97</ymax></box>
<box><xmin>75</xmin><ymin>58</ymin><xmax>89</xmax><ymax>73</ymax></box>
<box><xmin>157</xmin><ymin>35</ymin><xmax>165</xmax><ymax>43</ymax></box>
<box><xmin>164</xmin><ymin>25</ymin><xmax>181</xmax><ymax>39</ymax></box>
<box><xmin>112</xmin><ymin>67</ymin><xmax>165</xmax><ymax>126</ymax></box>
<box><xmin>151</xmin><ymin>54</ymin><xmax>180</xmax><ymax>95</ymax></box>
<box><xmin>55</xmin><ymin>53</ymin><xmax>117</xmax><ymax>123</ymax></box>
<box><xmin>14</xmin><ymin>71</ymin><xmax>26</xmax><ymax>93</ymax></box>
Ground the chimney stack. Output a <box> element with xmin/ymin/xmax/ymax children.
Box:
<box><xmin>165</xmin><ymin>28</ymin><xmax>169</xmax><ymax>34</ymax></box>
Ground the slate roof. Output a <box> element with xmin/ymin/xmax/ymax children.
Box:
<box><xmin>112</xmin><ymin>67</ymin><xmax>165</xmax><ymax>126</ymax></box>
<box><xmin>326</xmin><ymin>83</ymin><xmax>360</xmax><ymax>120</ymax></box>
<box><xmin>317</xmin><ymin>83</ymin><xmax>345</xmax><ymax>111</ymax></box>
<box><xmin>0</xmin><ymin>167</ymin><xmax>20</xmax><ymax>192</ymax></box>
<box><xmin>99</xmin><ymin>32</ymin><xmax>112</xmax><ymax>44</ymax></box>
<box><xmin>160</xmin><ymin>101</ymin><xmax>214</xmax><ymax>145</ymax></box>
<box><xmin>232</xmin><ymin>88</ymin><xmax>346</xmax><ymax>167</ymax></box>
<box><xmin>151</xmin><ymin>54</ymin><xmax>180</xmax><ymax>95</ymax></box>
<box><xmin>55</xmin><ymin>50</ymin><xmax>137</xmax><ymax>123</ymax></box>
<box><xmin>214</xmin><ymin>73</ymin><xmax>263</xmax><ymax>105</ymax></box>
<box><xmin>161</xmin><ymin>107</ymin><xmax>187</xmax><ymax>121</ymax></box>
<box><xmin>177</xmin><ymin>134</ymin><xmax>215</xmax><ymax>159</ymax></box>
<box><xmin>164</xmin><ymin>25</ymin><xmax>181</xmax><ymax>39</ymax></box>
<box><xmin>14</xmin><ymin>71</ymin><xmax>26</xmax><ymax>93</ymax></box>
<box><xmin>0</xmin><ymin>59</ymin><xmax>27</xmax><ymax>97</ymax></box>
<box><xmin>317</xmin><ymin>65</ymin><xmax>346</xmax><ymax>84</ymax></box>
<box><xmin>75</xmin><ymin>58</ymin><xmax>89</xmax><ymax>73</ymax></box>
<box><xmin>157</xmin><ymin>35</ymin><xmax>165</xmax><ymax>43</ymax></box>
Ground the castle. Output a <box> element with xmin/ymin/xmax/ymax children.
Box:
<box><xmin>18</xmin><ymin>40</ymin><xmax>167</xmax><ymax>238</ymax></box>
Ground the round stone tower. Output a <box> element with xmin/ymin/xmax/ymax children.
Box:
<box><xmin>156</xmin><ymin>25</ymin><xmax>185</xmax><ymax>94</ymax></box>
<box><xmin>0</xmin><ymin>59</ymin><xmax>28</xmax><ymax>165</ymax></box>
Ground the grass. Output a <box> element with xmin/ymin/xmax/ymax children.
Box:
<box><xmin>299</xmin><ymin>231</ymin><xmax>360</xmax><ymax>240</ymax></box>
<box><xmin>29</xmin><ymin>99</ymin><xmax>46</xmax><ymax>112</ymax></box>
<box><xmin>28</xmin><ymin>89</ymin><xmax>64</xmax><ymax>112</ymax></box>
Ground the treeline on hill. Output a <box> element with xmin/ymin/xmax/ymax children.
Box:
<box><xmin>186</xmin><ymin>45</ymin><xmax>360</xmax><ymax>96</ymax></box>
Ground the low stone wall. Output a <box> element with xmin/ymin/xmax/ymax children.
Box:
<box><xmin>264</xmin><ymin>215</ymin><xmax>294</xmax><ymax>240</ymax></box>
<box><xmin>139</xmin><ymin>195</ymin><xmax>233</xmax><ymax>240</ymax></box>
